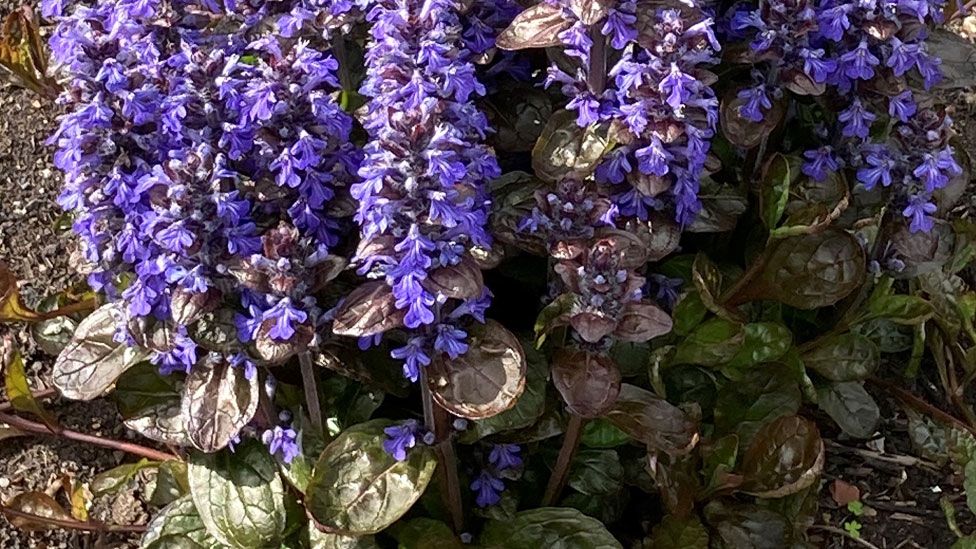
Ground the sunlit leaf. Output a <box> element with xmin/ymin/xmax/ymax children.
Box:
<box><xmin>53</xmin><ymin>303</ymin><xmax>148</xmax><ymax>400</ymax></box>
<box><xmin>496</xmin><ymin>4</ymin><xmax>574</xmax><ymax>50</ymax></box>
<box><xmin>428</xmin><ymin>320</ymin><xmax>526</xmax><ymax>420</ymax></box>
<box><xmin>91</xmin><ymin>458</ymin><xmax>157</xmax><ymax>496</ymax></box>
<box><xmin>332</xmin><ymin>281</ymin><xmax>405</xmax><ymax>338</ymax></box>
<box><xmin>532</xmin><ymin>110</ymin><xmax>614</xmax><ymax>183</ymax></box>
<box><xmin>141</xmin><ymin>496</ymin><xmax>221</xmax><ymax>549</ymax></box>
<box><xmin>306</xmin><ymin>420</ymin><xmax>437</xmax><ymax>535</ymax></box>
<box><xmin>187</xmin><ymin>440</ymin><xmax>287</xmax><ymax>548</ymax></box>
<box><xmin>480</xmin><ymin>507</ymin><xmax>622</xmax><ymax>548</ymax></box>
<box><xmin>801</xmin><ymin>333</ymin><xmax>879</xmax><ymax>381</ymax></box>
<box><xmin>181</xmin><ymin>355</ymin><xmax>259</xmax><ymax>452</ymax></box>
<box><xmin>4</xmin><ymin>350</ymin><xmax>58</xmax><ymax>429</ymax></box>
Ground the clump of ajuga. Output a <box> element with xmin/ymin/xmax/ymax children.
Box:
<box><xmin>726</xmin><ymin>0</ymin><xmax>961</xmax><ymax>232</ymax></box>
<box><xmin>45</xmin><ymin>0</ymin><xmax>357</xmax><ymax>455</ymax></box>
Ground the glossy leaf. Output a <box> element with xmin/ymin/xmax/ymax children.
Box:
<box><xmin>460</xmin><ymin>342</ymin><xmax>547</xmax><ymax>443</ymax></box>
<box><xmin>480</xmin><ymin>507</ymin><xmax>622</xmax><ymax>548</ymax></box>
<box><xmin>719</xmin><ymin>91</ymin><xmax>785</xmax><ymax>149</ymax></box>
<box><xmin>672</xmin><ymin>317</ymin><xmax>745</xmax><ymax>367</ymax></box>
<box><xmin>859</xmin><ymin>293</ymin><xmax>934</xmax><ymax>326</ymax></box>
<box><xmin>308</xmin><ymin>527</ymin><xmax>379</xmax><ymax>549</ymax></box>
<box><xmin>532</xmin><ymin>110</ymin><xmax>614</xmax><ymax>183</ymax></box>
<box><xmin>551</xmin><ymin>350</ymin><xmax>621</xmax><ymax>418</ymax></box>
<box><xmin>181</xmin><ymin>355</ymin><xmax>259</xmax><ymax>452</ymax></box>
<box><xmin>428</xmin><ymin>320</ymin><xmax>526</xmax><ymax>420</ymax></box>
<box><xmin>724</xmin><ymin>323</ymin><xmax>792</xmax><ymax>374</ymax></box>
<box><xmin>52</xmin><ymin>303</ymin><xmax>148</xmax><ymax>400</ymax></box>
<box><xmin>496</xmin><ymin>3</ymin><xmax>573</xmax><ymax>50</ymax></box>
<box><xmin>581</xmin><ymin>418</ymin><xmax>631</xmax><ymax>448</ymax></box>
<box><xmin>614</xmin><ymin>302</ymin><xmax>673</xmax><ymax>342</ymax></box>
<box><xmin>714</xmin><ymin>366</ymin><xmax>801</xmax><ymax>445</ymax></box>
<box><xmin>671</xmin><ymin>291</ymin><xmax>708</xmax><ymax>336</ymax></box>
<box><xmin>151</xmin><ymin>460</ymin><xmax>190</xmax><ymax>507</ymax></box>
<box><xmin>423</xmin><ymin>255</ymin><xmax>484</xmax><ymax>300</ymax></box>
<box><xmin>644</xmin><ymin>515</ymin><xmax>709</xmax><ymax>549</ymax></box>
<box><xmin>759</xmin><ymin>153</ymin><xmax>795</xmax><ymax>229</ymax></box>
<box><xmin>741</xmin><ymin>229</ymin><xmax>865</xmax><ymax>309</ymax></box>
<box><xmin>605</xmin><ymin>384</ymin><xmax>698</xmax><ymax>455</ymax></box>
<box><xmin>534</xmin><ymin>292</ymin><xmax>573</xmax><ymax>348</ymax></box>
<box><xmin>801</xmin><ymin>333</ymin><xmax>879</xmax><ymax>381</ymax></box>
<box><xmin>306</xmin><ymin>420</ymin><xmax>437</xmax><ymax>535</ymax></box>
<box><xmin>567</xmin><ymin>449</ymin><xmax>623</xmax><ymax>496</ymax></box>
<box><xmin>569</xmin><ymin>0</ymin><xmax>613</xmax><ymax>24</ymax></box>
<box><xmin>816</xmin><ymin>381</ymin><xmax>879</xmax><ymax>439</ymax></box>
<box><xmin>740</xmin><ymin>416</ymin><xmax>824</xmax><ymax>498</ymax></box>
<box><xmin>187</xmin><ymin>440</ymin><xmax>287</xmax><ymax>548</ymax></box>
<box><xmin>332</xmin><ymin>281</ymin><xmax>405</xmax><ymax>338</ymax></box>
<box><xmin>142</xmin><ymin>496</ymin><xmax>221</xmax><ymax>549</ymax></box>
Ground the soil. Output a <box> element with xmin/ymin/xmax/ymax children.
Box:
<box><xmin>0</xmin><ymin>4</ymin><xmax>975</xmax><ymax>549</ymax></box>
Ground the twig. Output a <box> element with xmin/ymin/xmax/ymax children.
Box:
<box><xmin>0</xmin><ymin>504</ymin><xmax>146</xmax><ymax>534</ymax></box>
<box><xmin>0</xmin><ymin>411</ymin><xmax>178</xmax><ymax>462</ymax></box>
<box><xmin>298</xmin><ymin>352</ymin><xmax>324</xmax><ymax>437</ymax></box>
<box><xmin>0</xmin><ymin>387</ymin><xmax>58</xmax><ymax>413</ymax></box>
<box><xmin>542</xmin><ymin>414</ymin><xmax>585</xmax><ymax>506</ymax></box>
<box><xmin>420</xmin><ymin>370</ymin><xmax>464</xmax><ymax>533</ymax></box>
<box><xmin>868</xmin><ymin>377</ymin><xmax>976</xmax><ymax>438</ymax></box>
<box><xmin>825</xmin><ymin>440</ymin><xmax>940</xmax><ymax>471</ymax></box>
<box><xmin>862</xmin><ymin>499</ymin><xmax>945</xmax><ymax>518</ymax></box>
<box><xmin>810</xmin><ymin>525</ymin><xmax>882</xmax><ymax>549</ymax></box>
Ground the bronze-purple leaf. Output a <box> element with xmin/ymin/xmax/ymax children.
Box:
<box><xmin>254</xmin><ymin>319</ymin><xmax>314</xmax><ymax>364</ymax></box>
<box><xmin>605</xmin><ymin>384</ymin><xmax>699</xmax><ymax>455</ymax></box>
<box><xmin>782</xmin><ymin>69</ymin><xmax>825</xmax><ymax>96</ymax></box>
<box><xmin>569</xmin><ymin>0</ymin><xmax>612</xmax><ymax>25</ymax></box>
<box><xmin>309</xmin><ymin>255</ymin><xmax>348</xmax><ymax>292</ymax></box>
<box><xmin>332</xmin><ymin>281</ymin><xmax>405</xmax><ymax>338</ymax></box>
<box><xmin>422</xmin><ymin>255</ymin><xmax>484</xmax><ymax>300</ymax></box>
<box><xmin>739</xmin><ymin>415</ymin><xmax>825</xmax><ymax>498</ymax></box>
<box><xmin>427</xmin><ymin>320</ymin><xmax>526</xmax><ymax>420</ymax></box>
<box><xmin>719</xmin><ymin>90</ymin><xmax>785</xmax><ymax>149</ymax></box>
<box><xmin>594</xmin><ymin>229</ymin><xmax>649</xmax><ymax>269</ymax></box>
<box><xmin>170</xmin><ymin>287</ymin><xmax>221</xmax><ymax>326</ymax></box>
<box><xmin>496</xmin><ymin>3</ymin><xmax>573</xmax><ymax>50</ymax></box>
<box><xmin>613</xmin><ymin>302</ymin><xmax>673</xmax><ymax>343</ymax></box>
<box><xmin>570</xmin><ymin>311</ymin><xmax>617</xmax><ymax>344</ymax></box>
<box><xmin>181</xmin><ymin>354</ymin><xmax>259</xmax><ymax>453</ymax></box>
<box><xmin>551</xmin><ymin>350</ymin><xmax>621</xmax><ymax>418</ymax></box>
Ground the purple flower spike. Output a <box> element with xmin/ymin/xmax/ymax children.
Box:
<box><xmin>488</xmin><ymin>444</ymin><xmax>523</xmax><ymax>471</ymax></box>
<box><xmin>903</xmin><ymin>195</ymin><xmax>937</xmax><ymax>233</ymax></box>
<box><xmin>262</xmin><ymin>425</ymin><xmax>301</xmax><ymax>464</ymax></box>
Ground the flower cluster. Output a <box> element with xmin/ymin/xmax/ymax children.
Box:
<box><xmin>729</xmin><ymin>0</ymin><xmax>959</xmax><ymax>232</ymax></box>
<box><xmin>47</xmin><ymin>0</ymin><xmax>358</xmax><ymax>380</ymax></box>
<box><xmin>352</xmin><ymin>0</ymin><xmax>499</xmax><ymax>381</ymax></box>
<box><xmin>470</xmin><ymin>444</ymin><xmax>522</xmax><ymax>507</ymax></box>
<box><xmin>462</xmin><ymin>0</ymin><xmax>531</xmax><ymax>81</ymax></box>
<box><xmin>541</xmin><ymin>0</ymin><xmax>720</xmax><ymax>226</ymax></box>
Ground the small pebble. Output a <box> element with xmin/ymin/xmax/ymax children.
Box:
<box><xmin>0</xmin><ymin>477</ymin><xmax>9</xmax><ymax>489</ymax></box>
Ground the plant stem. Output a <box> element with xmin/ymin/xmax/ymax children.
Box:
<box><xmin>587</xmin><ymin>25</ymin><xmax>606</xmax><ymax>95</ymax></box>
<box><xmin>542</xmin><ymin>414</ymin><xmax>586</xmax><ymax>506</ymax></box>
<box><xmin>0</xmin><ymin>388</ymin><xmax>57</xmax><ymax>413</ymax></box>
<box><xmin>868</xmin><ymin>377</ymin><xmax>976</xmax><ymax>437</ymax></box>
<box><xmin>0</xmin><ymin>411</ymin><xmax>178</xmax><ymax>462</ymax></box>
<box><xmin>298</xmin><ymin>352</ymin><xmax>324</xmax><ymax>437</ymax></box>
<box><xmin>0</xmin><ymin>504</ymin><xmax>147</xmax><ymax>534</ymax></box>
<box><xmin>420</xmin><ymin>370</ymin><xmax>464</xmax><ymax>533</ymax></box>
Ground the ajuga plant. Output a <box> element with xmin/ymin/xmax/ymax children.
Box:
<box><xmin>1</xmin><ymin>0</ymin><xmax>975</xmax><ymax>546</ymax></box>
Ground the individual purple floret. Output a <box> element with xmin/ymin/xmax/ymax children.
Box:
<box><xmin>488</xmin><ymin>444</ymin><xmax>522</xmax><ymax>471</ymax></box>
<box><xmin>352</xmin><ymin>0</ymin><xmax>498</xmax><ymax>381</ymax></box>
<box><xmin>262</xmin><ymin>424</ymin><xmax>301</xmax><ymax>464</ymax></box>
<box><xmin>470</xmin><ymin>469</ymin><xmax>505</xmax><ymax>507</ymax></box>
<box><xmin>383</xmin><ymin>420</ymin><xmax>419</xmax><ymax>462</ymax></box>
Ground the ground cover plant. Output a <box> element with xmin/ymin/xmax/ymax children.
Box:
<box><xmin>3</xmin><ymin>0</ymin><xmax>976</xmax><ymax>546</ymax></box>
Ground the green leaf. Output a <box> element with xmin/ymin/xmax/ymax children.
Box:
<box><xmin>855</xmin><ymin>319</ymin><xmax>913</xmax><ymax>353</ymax></box>
<box><xmin>644</xmin><ymin>514</ymin><xmax>709</xmax><ymax>549</ymax></box>
<box><xmin>816</xmin><ymin>382</ymin><xmax>879</xmax><ymax>439</ymax></box>
<box><xmin>460</xmin><ymin>342</ymin><xmax>547</xmax><ymax>443</ymax></box>
<box><xmin>740</xmin><ymin>416</ymin><xmax>824</xmax><ymax>498</ymax></box>
<box><xmin>701</xmin><ymin>435</ymin><xmax>739</xmax><ymax>493</ymax></box>
<box><xmin>725</xmin><ymin>323</ymin><xmax>793</xmax><ymax>373</ymax></box>
<box><xmin>801</xmin><ymin>333</ymin><xmax>879</xmax><ymax>381</ymax></box>
<box><xmin>187</xmin><ymin>440</ymin><xmax>288</xmax><ymax>548</ymax></box>
<box><xmin>859</xmin><ymin>294</ymin><xmax>934</xmax><ymax>326</ymax></box>
<box><xmin>567</xmin><ymin>449</ymin><xmax>623</xmax><ymax>496</ymax></box>
<box><xmin>141</xmin><ymin>496</ymin><xmax>221</xmax><ymax>549</ymax></box>
<box><xmin>581</xmin><ymin>419</ymin><xmax>631</xmax><ymax>448</ymax></box>
<box><xmin>391</xmin><ymin>518</ymin><xmax>463</xmax><ymax>549</ymax></box>
<box><xmin>759</xmin><ymin>153</ymin><xmax>794</xmax><ymax>229</ymax></box>
<box><xmin>692</xmin><ymin>254</ymin><xmax>737</xmax><ymax>322</ymax></box>
<box><xmin>672</xmin><ymin>291</ymin><xmax>708</xmax><ymax>337</ymax></box>
<box><xmin>535</xmin><ymin>293</ymin><xmax>573</xmax><ymax>348</ymax></box>
<box><xmin>703</xmin><ymin>500</ymin><xmax>792</xmax><ymax>549</ymax></box>
<box><xmin>4</xmin><ymin>350</ymin><xmax>58</xmax><ymax>429</ymax></box>
<box><xmin>52</xmin><ymin>303</ymin><xmax>149</xmax><ymax>400</ymax></box>
<box><xmin>742</xmin><ymin>229</ymin><xmax>866</xmax><ymax>309</ymax></box>
<box><xmin>91</xmin><ymin>458</ymin><xmax>157</xmax><ymax>496</ymax></box>
<box><xmin>151</xmin><ymin>460</ymin><xmax>189</xmax><ymax>507</ymax></box>
<box><xmin>673</xmin><ymin>318</ymin><xmax>745</xmax><ymax>367</ymax></box>
<box><xmin>952</xmin><ymin>536</ymin><xmax>976</xmax><ymax>549</ymax></box>
<box><xmin>306</xmin><ymin>420</ymin><xmax>437</xmax><ymax>535</ymax></box>
<box><xmin>480</xmin><ymin>507</ymin><xmax>622</xmax><ymax>548</ymax></box>
<box><xmin>714</xmin><ymin>366</ymin><xmax>801</xmax><ymax>446</ymax></box>
<box><xmin>308</xmin><ymin>526</ymin><xmax>379</xmax><ymax>549</ymax></box>
<box><xmin>965</xmin><ymin>459</ymin><xmax>976</xmax><ymax>516</ymax></box>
